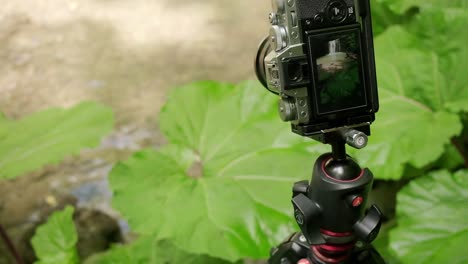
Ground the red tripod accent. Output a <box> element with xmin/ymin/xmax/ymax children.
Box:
<box><xmin>311</xmin><ymin>229</ymin><xmax>355</xmax><ymax>264</ymax></box>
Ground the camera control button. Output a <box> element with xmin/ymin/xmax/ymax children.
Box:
<box><xmin>290</xmin><ymin>11</ymin><xmax>297</xmax><ymax>27</ymax></box>
<box><xmin>269</xmin><ymin>13</ymin><xmax>279</xmax><ymax>25</ymax></box>
<box><xmin>313</xmin><ymin>14</ymin><xmax>324</xmax><ymax>23</ymax></box>
<box><xmin>270</xmin><ymin>26</ymin><xmax>288</xmax><ymax>51</ymax></box>
<box><xmin>326</xmin><ymin>0</ymin><xmax>348</xmax><ymax>23</ymax></box>
<box><xmin>279</xmin><ymin>99</ymin><xmax>297</xmax><ymax>122</ymax></box>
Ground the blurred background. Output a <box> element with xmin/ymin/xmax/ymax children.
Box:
<box><xmin>0</xmin><ymin>1</ymin><xmax>271</xmax><ymax>262</ymax></box>
<box><xmin>1</xmin><ymin>0</ymin><xmax>269</xmax><ymax>124</ymax></box>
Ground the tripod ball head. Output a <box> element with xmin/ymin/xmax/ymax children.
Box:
<box><xmin>292</xmin><ymin>153</ymin><xmax>382</xmax><ymax>246</ymax></box>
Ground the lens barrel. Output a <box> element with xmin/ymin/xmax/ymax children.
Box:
<box><xmin>255</xmin><ymin>36</ymin><xmax>276</xmax><ymax>93</ymax></box>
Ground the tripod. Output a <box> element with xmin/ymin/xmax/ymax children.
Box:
<box><xmin>268</xmin><ymin>128</ymin><xmax>385</xmax><ymax>264</ymax></box>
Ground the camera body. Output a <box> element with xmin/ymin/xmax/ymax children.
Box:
<box><xmin>256</xmin><ymin>0</ymin><xmax>378</xmax><ymax>137</ymax></box>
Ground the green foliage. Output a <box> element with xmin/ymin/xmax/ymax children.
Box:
<box><xmin>375</xmin><ymin>0</ymin><xmax>468</xmax><ymax>14</ymax></box>
<box><xmin>353</xmin><ymin>7</ymin><xmax>468</xmax><ymax>180</ymax></box>
<box><xmin>367</xmin><ymin>3</ymin><xmax>468</xmax><ymax>262</ymax></box>
<box><xmin>0</xmin><ymin>102</ymin><xmax>114</xmax><ymax>179</ymax></box>
<box><xmin>371</xmin><ymin>2</ymin><xmax>418</xmax><ymax>36</ymax></box>
<box><xmin>434</xmin><ymin>144</ymin><xmax>465</xmax><ymax>170</ymax></box>
<box><xmin>27</xmin><ymin>1</ymin><xmax>468</xmax><ymax>264</ymax></box>
<box><xmin>31</xmin><ymin>206</ymin><xmax>79</xmax><ymax>264</ymax></box>
<box><xmin>109</xmin><ymin>81</ymin><xmax>328</xmax><ymax>261</ymax></box>
<box><xmin>389</xmin><ymin>170</ymin><xmax>468</xmax><ymax>264</ymax></box>
<box><xmin>85</xmin><ymin>236</ymin><xmax>235</xmax><ymax>264</ymax></box>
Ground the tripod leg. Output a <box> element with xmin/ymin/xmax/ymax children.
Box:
<box><xmin>268</xmin><ymin>232</ymin><xmax>309</xmax><ymax>264</ymax></box>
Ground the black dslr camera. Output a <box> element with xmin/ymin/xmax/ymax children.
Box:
<box><xmin>255</xmin><ymin>0</ymin><xmax>378</xmax><ymax>138</ymax></box>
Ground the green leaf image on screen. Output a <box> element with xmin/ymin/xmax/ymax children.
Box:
<box><xmin>109</xmin><ymin>81</ymin><xmax>328</xmax><ymax>261</ymax></box>
<box><xmin>320</xmin><ymin>65</ymin><xmax>360</xmax><ymax>105</ymax></box>
<box><xmin>31</xmin><ymin>206</ymin><xmax>79</xmax><ymax>264</ymax></box>
<box><xmin>0</xmin><ymin>102</ymin><xmax>114</xmax><ymax>180</ymax></box>
<box><xmin>310</xmin><ymin>29</ymin><xmax>366</xmax><ymax>114</ymax></box>
<box><xmin>389</xmin><ymin>170</ymin><xmax>468</xmax><ymax>264</ymax></box>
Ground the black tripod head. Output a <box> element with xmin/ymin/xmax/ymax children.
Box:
<box><xmin>268</xmin><ymin>130</ymin><xmax>384</xmax><ymax>264</ymax></box>
<box><xmin>292</xmin><ymin>129</ymin><xmax>382</xmax><ymax>246</ymax></box>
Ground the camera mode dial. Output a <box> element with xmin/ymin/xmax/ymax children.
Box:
<box><xmin>270</xmin><ymin>26</ymin><xmax>288</xmax><ymax>51</ymax></box>
<box><xmin>326</xmin><ymin>0</ymin><xmax>348</xmax><ymax>23</ymax></box>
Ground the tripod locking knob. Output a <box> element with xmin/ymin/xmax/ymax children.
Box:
<box><xmin>343</xmin><ymin>129</ymin><xmax>368</xmax><ymax>149</ymax></box>
<box><xmin>292</xmin><ymin>194</ymin><xmax>324</xmax><ymax>244</ymax></box>
<box><xmin>353</xmin><ymin>205</ymin><xmax>382</xmax><ymax>243</ymax></box>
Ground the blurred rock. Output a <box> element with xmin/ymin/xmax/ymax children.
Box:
<box><xmin>74</xmin><ymin>208</ymin><xmax>123</xmax><ymax>261</ymax></box>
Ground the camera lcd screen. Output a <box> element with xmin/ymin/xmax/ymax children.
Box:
<box><xmin>308</xmin><ymin>28</ymin><xmax>367</xmax><ymax>114</ymax></box>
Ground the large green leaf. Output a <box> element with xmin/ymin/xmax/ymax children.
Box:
<box><xmin>31</xmin><ymin>206</ymin><xmax>79</xmax><ymax>264</ymax></box>
<box><xmin>433</xmin><ymin>143</ymin><xmax>465</xmax><ymax>171</ymax></box>
<box><xmin>354</xmin><ymin>10</ymin><xmax>468</xmax><ymax>179</ymax></box>
<box><xmin>405</xmin><ymin>9</ymin><xmax>468</xmax><ymax>113</ymax></box>
<box><xmin>375</xmin><ymin>0</ymin><xmax>468</xmax><ymax>14</ymax></box>
<box><xmin>85</xmin><ymin>236</ymin><xmax>235</xmax><ymax>264</ymax></box>
<box><xmin>84</xmin><ymin>237</ymin><xmax>150</xmax><ymax>264</ymax></box>
<box><xmin>110</xmin><ymin>81</ymin><xmax>327</xmax><ymax>261</ymax></box>
<box><xmin>0</xmin><ymin>102</ymin><xmax>114</xmax><ymax>179</ymax></box>
<box><xmin>371</xmin><ymin>3</ymin><xmax>400</xmax><ymax>35</ymax></box>
<box><xmin>389</xmin><ymin>170</ymin><xmax>468</xmax><ymax>264</ymax></box>
<box><xmin>371</xmin><ymin>1</ymin><xmax>420</xmax><ymax>36</ymax></box>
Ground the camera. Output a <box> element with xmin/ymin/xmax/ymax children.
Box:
<box><xmin>255</xmin><ymin>0</ymin><xmax>379</xmax><ymax>138</ymax></box>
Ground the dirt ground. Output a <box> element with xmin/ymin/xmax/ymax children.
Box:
<box><xmin>0</xmin><ymin>0</ymin><xmax>269</xmax><ymax>123</ymax></box>
<box><xmin>0</xmin><ymin>0</ymin><xmax>271</xmax><ymax>262</ymax></box>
